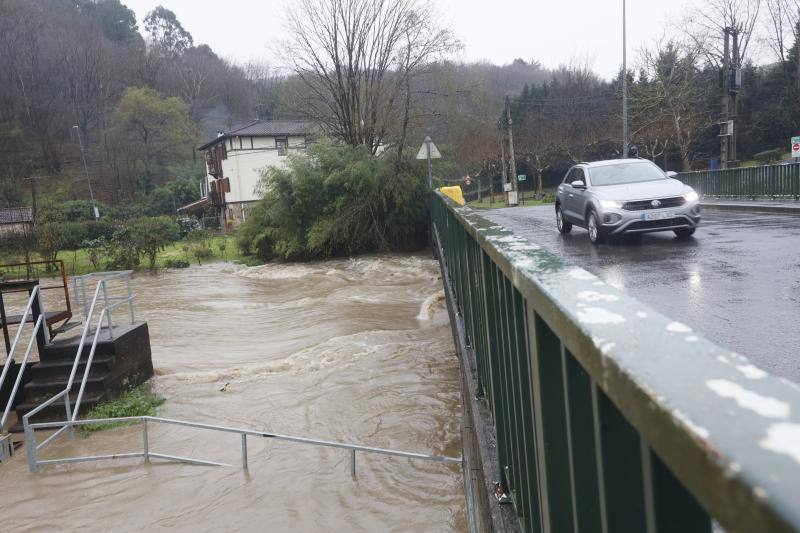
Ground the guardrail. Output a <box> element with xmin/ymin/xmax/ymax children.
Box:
<box><xmin>72</xmin><ymin>271</ymin><xmax>134</xmax><ymax>337</ymax></box>
<box><xmin>678</xmin><ymin>163</ymin><xmax>800</xmax><ymax>198</ymax></box>
<box><xmin>18</xmin><ymin>271</ymin><xmax>136</xmax><ymax>456</ymax></box>
<box><xmin>432</xmin><ymin>191</ymin><xmax>800</xmax><ymax>532</ymax></box>
<box><xmin>24</xmin><ymin>415</ymin><xmax>461</xmax><ymax>475</ymax></box>
<box><xmin>0</xmin><ymin>259</ymin><xmax>72</xmax><ymax>342</ymax></box>
<box><xmin>0</xmin><ymin>286</ymin><xmax>48</xmax><ymax>429</ymax></box>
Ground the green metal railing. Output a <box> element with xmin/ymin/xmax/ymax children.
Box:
<box><xmin>432</xmin><ymin>191</ymin><xmax>800</xmax><ymax>533</ymax></box>
<box><xmin>679</xmin><ymin>163</ymin><xmax>800</xmax><ymax>198</ymax></box>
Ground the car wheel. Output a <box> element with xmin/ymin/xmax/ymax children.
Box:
<box><xmin>556</xmin><ymin>204</ymin><xmax>572</xmax><ymax>234</ymax></box>
<box><xmin>674</xmin><ymin>227</ymin><xmax>696</xmax><ymax>238</ymax></box>
<box><xmin>587</xmin><ymin>209</ymin><xmax>606</xmax><ymax>245</ymax></box>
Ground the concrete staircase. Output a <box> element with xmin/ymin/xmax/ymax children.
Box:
<box><xmin>11</xmin><ymin>323</ymin><xmax>154</xmax><ymax>429</ymax></box>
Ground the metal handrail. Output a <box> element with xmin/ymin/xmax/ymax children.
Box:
<box><xmin>71</xmin><ymin>270</ymin><xmax>133</xmax><ymax>324</ymax></box>
<box><xmin>19</xmin><ymin>272</ymin><xmax>135</xmax><ymax>442</ymax></box>
<box><xmin>24</xmin><ymin>415</ymin><xmax>462</xmax><ymax>474</ymax></box>
<box><xmin>0</xmin><ymin>286</ymin><xmax>49</xmax><ymax>432</ymax></box>
<box><xmin>71</xmin><ymin>307</ymin><xmax>110</xmax><ymax>421</ymax></box>
<box><xmin>0</xmin><ymin>286</ymin><xmax>41</xmax><ymax>394</ymax></box>
<box><xmin>0</xmin><ymin>314</ymin><xmax>45</xmax><ymax>429</ymax></box>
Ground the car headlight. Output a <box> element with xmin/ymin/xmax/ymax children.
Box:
<box><xmin>599</xmin><ymin>200</ymin><xmax>622</xmax><ymax>209</ymax></box>
<box><xmin>684</xmin><ymin>190</ymin><xmax>699</xmax><ymax>203</ymax></box>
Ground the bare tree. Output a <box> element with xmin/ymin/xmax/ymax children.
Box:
<box><xmin>244</xmin><ymin>61</ymin><xmax>283</xmax><ymax>120</ymax></box>
<box><xmin>762</xmin><ymin>0</ymin><xmax>800</xmax><ymax>63</ymax></box>
<box><xmin>685</xmin><ymin>0</ymin><xmax>762</xmax><ymax>67</ymax></box>
<box><xmin>283</xmin><ymin>0</ymin><xmax>457</xmax><ymax>155</ymax></box>
<box><xmin>635</xmin><ymin>39</ymin><xmax>711</xmax><ymax>170</ymax></box>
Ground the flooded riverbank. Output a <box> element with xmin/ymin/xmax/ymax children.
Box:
<box><xmin>1</xmin><ymin>255</ymin><xmax>466</xmax><ymax>532</ymax></box>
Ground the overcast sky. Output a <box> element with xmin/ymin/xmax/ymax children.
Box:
<box><xmin>123</xmin><ymin>0</ymin><xmax>700</xmax><ymax>80</ymax></box>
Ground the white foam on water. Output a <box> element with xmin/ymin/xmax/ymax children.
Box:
<box><xmin>416</xmin><ymin>290</ymin><xmax>446</xmax><ymax>321</ymax></box>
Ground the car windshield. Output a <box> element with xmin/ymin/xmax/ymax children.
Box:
<box><xmin>589</xmin><ymin>161</ymin><xmax>667</xmax><ymax>186</ymax></box>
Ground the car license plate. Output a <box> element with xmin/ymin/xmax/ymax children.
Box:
<box><xmin>642</xmin><ymin>211</ymin><xmax>675</xmax><ymax>221</ymax></box>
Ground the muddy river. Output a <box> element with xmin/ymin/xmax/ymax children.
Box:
<box><xmin>1</xmin><ymin>255</ymin><xmax>466</xmax><ymax>532</ymax></box>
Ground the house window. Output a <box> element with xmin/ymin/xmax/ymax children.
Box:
<box><xmin>276</xmin><ymin>138</ymin><xmax>288</xmax><ymax>156</ymax></box>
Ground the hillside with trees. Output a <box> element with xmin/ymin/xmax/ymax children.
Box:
<box><xmin>3</xmin><ymin>0</ymin><xmax>800</xmax><ymax>261</ymax></box>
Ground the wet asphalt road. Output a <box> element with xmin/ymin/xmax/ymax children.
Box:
<box><xmin>481</xmin><ymin>205</ymin><xmax>800</xmax><ymax>382</ymax></box>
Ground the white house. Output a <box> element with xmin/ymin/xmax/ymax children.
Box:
<box><xmin>189</xmin><ymin>119</ymin><xmax>316</xmax><ymax>225</ymax></box>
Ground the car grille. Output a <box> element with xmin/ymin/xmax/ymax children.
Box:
<box><xmin>627</xmin><ymin>218</ymin><xmax>686</xmax><ymax>230</ymax></box>
<box><xmin>622</xmin><ymin>196</ymin><xmax>686</xmax><ymax>211</ymax></box>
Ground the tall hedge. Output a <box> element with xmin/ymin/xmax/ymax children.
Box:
<box><xmin>237</xmin><ymin>143</ymin><xmax>429</xmax><ymax>261</ymax></box>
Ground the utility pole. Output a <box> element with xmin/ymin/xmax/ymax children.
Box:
<box><xmin>730</xmin><ymin>29</ymin><xmax>740</xmax><ymax>165</ymax></box>
<box><xmin>720</xmin><ymin>28</ymin><xmax>731</xmax><ymax>169</ymax></box>
<box><xmin>622</xmin><ymin>0</ymin><xmax>629</xmax><ymax>157</ymax></box>
<box><xmin>73</xmin><ymin>125</ymin><xmax>99</xmax><ymax>219</ymax></box>
<box><xmin>505</xmin><ymin>96</ymin><xmax>519</xmax><ymax>206</ymax></box>
<box><xmin>23</xmin><ymin>176</ymin><xmax>47</xmax><ymax>224</ymax></box>
<box><xmin>499</xmin><ymin>128</ymin><xmax>506</xmax><ymax>207</ymax></box>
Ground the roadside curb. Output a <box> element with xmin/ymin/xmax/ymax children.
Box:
<box><xmin>700</xmin><ymin>201</ymin><xmax>800</xmax><ymax>215</ymax></box>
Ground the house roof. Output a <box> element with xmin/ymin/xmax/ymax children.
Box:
<box><xmin>198</xmin><ymin>120</ymin><xmax>317</xmax><ymax>150</ymax></box>
<box><xmin>0</xmin><ymin>207</ymin><xmax>32</xmax><ymax>225</ymax></box>
<box><xmin>176</xmin><ymin>196</ymin><xmax>210</xmax><ymax>214</ymax></box>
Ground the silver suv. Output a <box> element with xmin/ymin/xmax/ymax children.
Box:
<box><xmin>555</xmin><ymin>159</ymin><xmax>701</xmax><ymax>244</ymax></box>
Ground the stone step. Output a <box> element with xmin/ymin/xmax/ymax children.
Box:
<box><xmin>11</xmin><ymin>391</ymin><xmax>107</xmax><ymax>431</ymax></box>
<box><xmin>38</xmin><ymin>336</ymin><xmax>116</xmax><ymax>363</ymax></box>
<box><xmin>30</xmin><ymin>356</ymin><xmax>115</xmax><ymax>381</ymax></box>
<box><xmin>23</xmin><ymin>375</ymin><xmax>107</xmax><ymax>401</ymax></box>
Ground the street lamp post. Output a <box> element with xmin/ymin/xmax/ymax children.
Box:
<box><xmin>73</xmin><ymin>125</ymin><xmax>99</xmax><ymax>220</ymax></box>
<box><xmin>622</xmin><ymin>0</ymin><xmax>629</xmax><ymax>158</ymax></box>
<box><xmin>425</xmin><ymin>136</ymin><xmax>433</xmax><ymax>190</ymax></box>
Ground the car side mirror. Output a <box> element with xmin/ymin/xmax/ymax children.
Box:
<box><xmin>572</xmin><ymin>180</ymin><xmax>586</xmax><ymax>189</ymax></box>
<box><xmin>666</xmin><ymin>171</ymin><xmax>677</xmax><ymax>177</ymax></box>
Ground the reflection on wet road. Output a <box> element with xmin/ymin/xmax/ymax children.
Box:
<box><xmin>483</xmin><ymin>206</ymin><xmax>800</xmax><ymax>382</ymax></box>
<box><xmin>1</xmin><ymin>255</ymin><xmax>465</xmax><ymax>532</ymax></box>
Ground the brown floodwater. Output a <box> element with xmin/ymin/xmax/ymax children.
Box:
<box><xmin>1</xmin><ymin>255</ymin><xmax>466</xmax><ymax>532</ymax></box>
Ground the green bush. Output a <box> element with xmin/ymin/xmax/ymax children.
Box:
<box><xmin>61</xmin><ymin>222</ymin><xmax>89</xmax><ymax>250</ymax></box>
<box><xmin>35</xmin><ymin>222</ymin><xmax>71</xmax><ymax>261</ymax></box>
<box><xmin>129</xmin><ymin>216</ymin><xmax>181</xmax><ymax>269</ymax></box>
<box><xmin>236</xmin><ymin>142</ymin><xmax>429</xmax><ymax>261</ymax></box>
<box><xmin>82</xmin><ymin>219</ymin><xmax>116</xmax><ymax>241</ymax></box>
<box><xmin>753</xmin><ymin>148</ymin><xmax>784</xmax><ymax>165</ymax></box>
<box><xmin>80</xmin><ymin>386</ymin><xmax>165</xmax><ymax>435</ymax></box>
<box><xmin>82</xmin><ymin>237</ymin><xmax>107</xmax><ymax>270</ymax></box>
<box><xmin>183</xmin><ymin>229</ymin><xmax>215</xmax><ymax>265</ymax></box>
<box><xmin>102</xmin><ymin>225</ymin><xmax>139</xmax><ymax>270</ymax></box>
<box><xmin>0</xmin><ymin>227</ymin><xmax>35</xmax><ymax>259</ymax></box>
<box><xmin>163</xmin><ymin>258</ymin><xmax>190</xmax><ymax>268</ymax></box>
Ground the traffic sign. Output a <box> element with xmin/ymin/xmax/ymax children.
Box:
<box><xmin>517</xmin><ymin>174</ymin><xmax>527</xmax><ymax>181</ymax></box>
<box><xmin>792</xmin><ymin>136</ymin><xmax>800</xmax><ymax>158</ymax></box>
<box><xmin>416</xmin><ymin>139</ymin><xmax>441</xmax><ymax>160</ymax></box>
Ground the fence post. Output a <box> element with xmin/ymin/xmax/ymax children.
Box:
<box><xmin>64</xmin><ymin>394</ymin><xmax>74</xmax><ymax>436</ymax></box>
<box><xmin>241</xmin><ymin>433</ymin><xmax>248</xmax><ymax>470</ymax></box>
<box><xmin>126</xmin><ymin>275</ymin><xmax>135</xmax><ymax>324</ymax></box>
<box><xmin>101</xmin><ymin>280</ymin><xmax>113</xmax><ymax>337</ymax></box>
<box><xmin>24</xmin><ymin>417</ymin><xmax>38</xmax><ymax>473</ymax></box>
<box><xmin>143</xmin><ymin>417</ymin><xmax>149</xmax><ymax>463</ymax></box>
